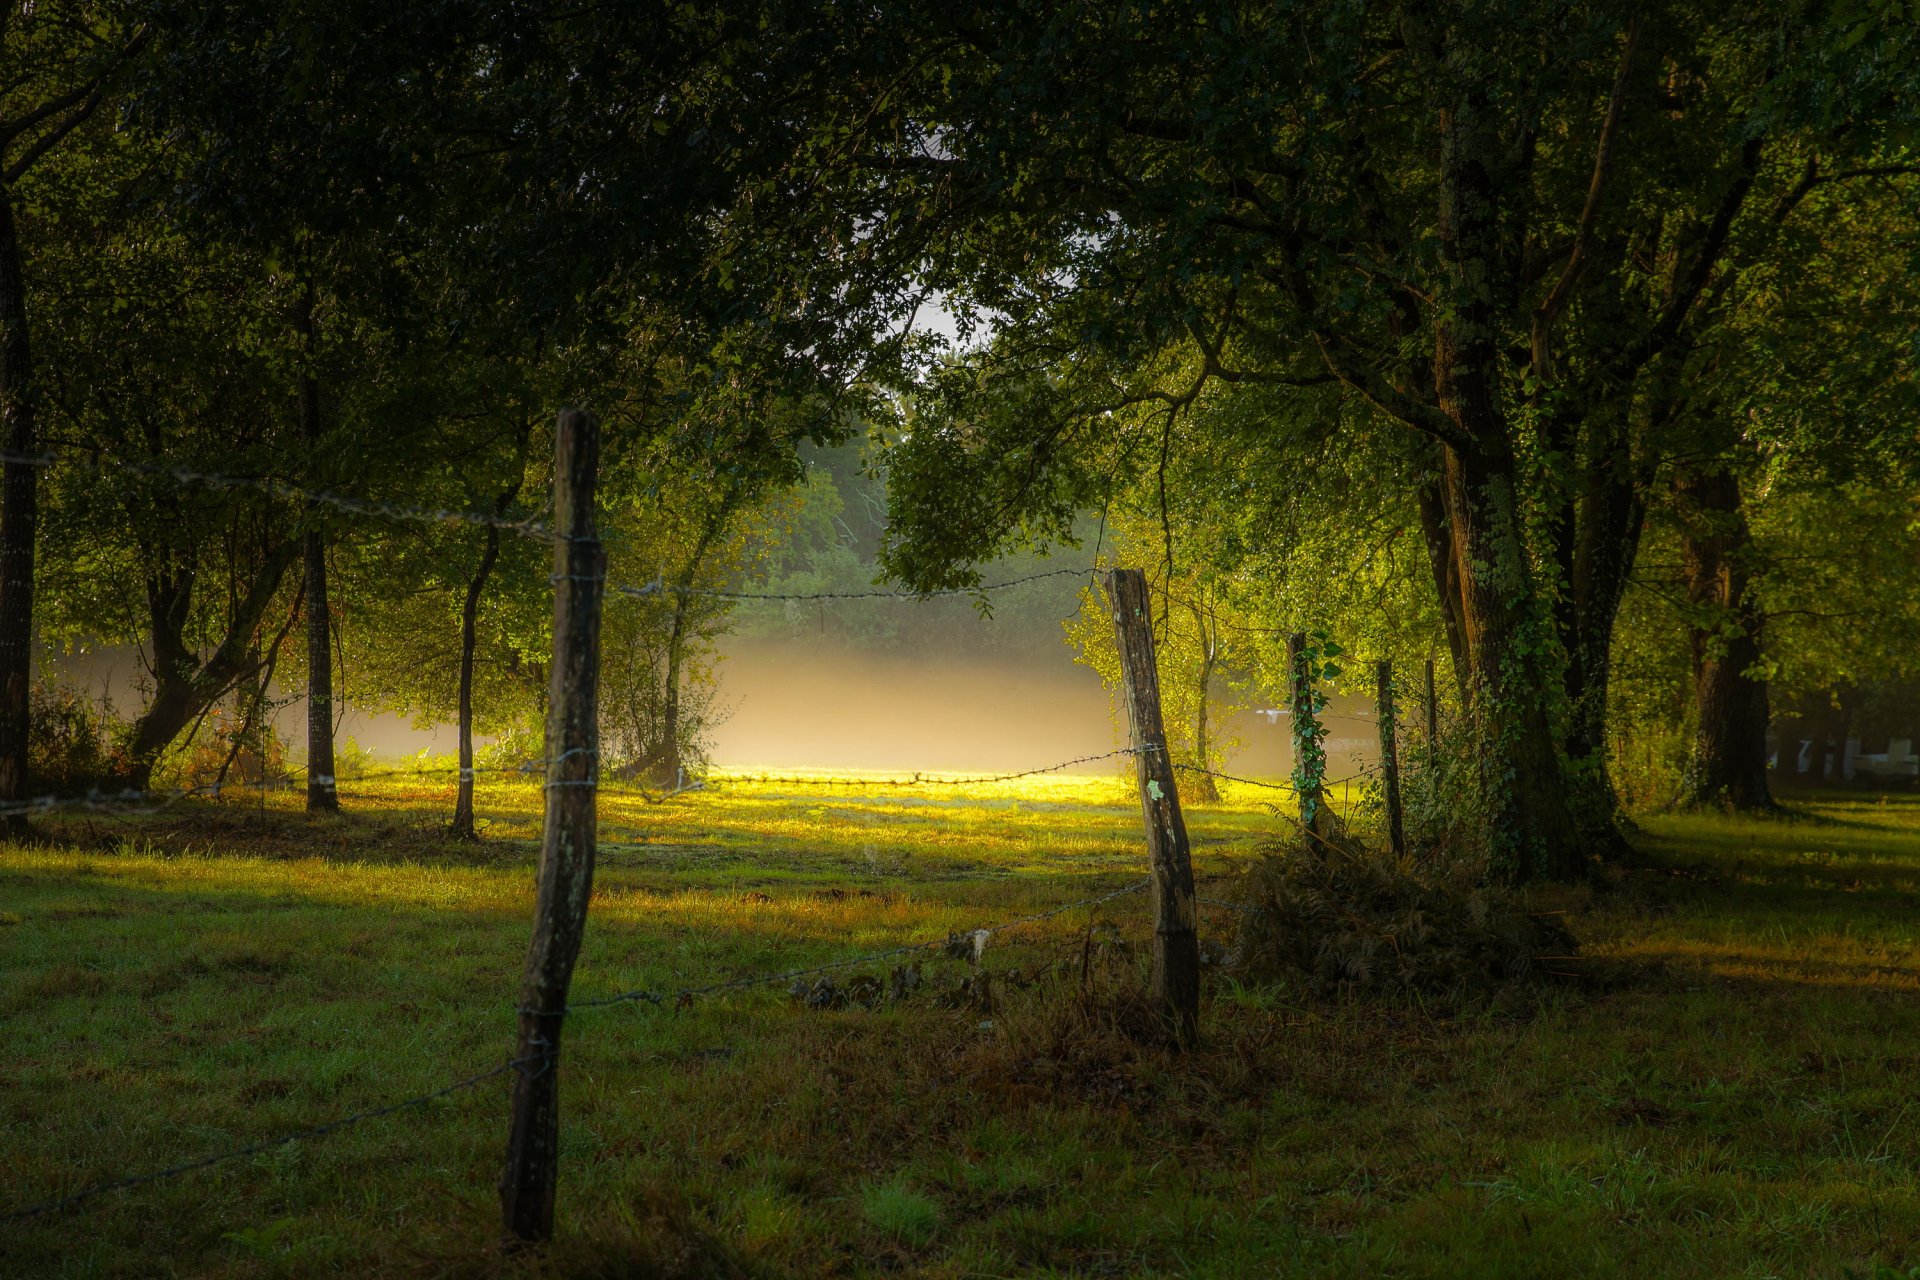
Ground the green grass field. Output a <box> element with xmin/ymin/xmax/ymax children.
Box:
<box><xmin>3</xmin><ymin>773</ymin><xmax>1919</xmax><ymax>1278</ymax></box>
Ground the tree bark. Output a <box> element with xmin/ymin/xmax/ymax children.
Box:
<box><xmin>1102</xmin><ymin>567</ymin><xmax>1199</xmax><ymax>1048</ymax></box>
<box><xmin>656</xmin><ymin>588</ymin><xmax>688</xmax><ymax>788</ymax></box>
<box><xmin>303</xmin><ymin>527</ymin><xmax>337</xmax><ymax>810</ymax></box>
<box><xmin>501</xmin><ymin>408</ymin><xmax>604</xmax><ymax>1242</ymax></box>
<box><xmin>451</xmin><ymin>523</ymin><xmax>502</xmax><ymax>838</ymax></box>
<box><xmin>1184</xmin><ymin>601</ymin><xmax>1219</xmax><ymax>803</ymax></box>
<box><xmin>1414</xmin><ymin>470</ymin><xmax>1471</xmax><ymax>701</ymax></box>
<box><xmin>1561</xmin><ymin>432</ymin><xmax>1645</xmax><ymax>837</ymax></box>
<box><xmin>297</xmin><ymin>288</ymin><xmax>337</xmax><ymax>813</ymax></box>
<box><xmin>1428</xmin><ymin>94</ymin><xmax>1586</xmax><ymax>881</ymax></box>
<box><xmin>1675</xmin><ymin>466</ymin><xmax>1774</xmax><ymax>811</ymax></box>
<box><xmin>0</xmin><ymin>189</ymin><xmax>37</xmax><ymax>830</ymax></box>
<box><xmin>123</xmin><ymin>543</ymin><xmax>301</xmax><ymax>788</ymax></box>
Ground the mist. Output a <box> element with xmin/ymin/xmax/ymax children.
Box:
<box><xmin>706</xmin><ymin>637</ymin><xmax>1382</xmax><ymax>778</ymax></box>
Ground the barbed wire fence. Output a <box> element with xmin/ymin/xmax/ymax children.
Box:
<box><xmin>1</xmin><ymin>417</ymin><xmax>1442</xmax><ymax>1241</ymax></box>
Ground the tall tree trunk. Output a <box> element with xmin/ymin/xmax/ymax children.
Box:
<box><xmin>1437</xmin><ymin>442</ymin><xmax>1586</xmax><ymax>879</ymax></box>
<box><xmin>1675</xmin><ymin>467</ymin><xmax>1773</xmax><ymax>810</ymax></box>
<box><xmin>1559</xmin><ymin>440</ymin><xmax>1646</xmax><ymax>851</ymax></box>
<box><xmin>1428</xmin><ymin>94</ymin><xmax>1586</xmax><ymax>881</ymax></box>
<box><xmin>0</xmin><ymin>191</ymin><xmax>37</xmax><ymax>830</ymax></box>
<box><xmin>298</xmin><ymin>290</ymin><xmax>337</xmax><ymax>813</ymax></box>
<box><xmin>451</xmin><ymin>523</ymin><xmax>502</xmax><ymax>838</ymax></box>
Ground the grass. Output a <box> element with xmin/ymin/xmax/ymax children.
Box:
<box><xmin>3</xmin><ymin>772</ymin><xmax>1919</xmax><ymax>1277</ymax></box>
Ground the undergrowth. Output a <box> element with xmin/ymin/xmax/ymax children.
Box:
<box><xmin>1228</xmin><ymin>836</ymin><xmax>1579</xmax><ymax>1001</ymax></box>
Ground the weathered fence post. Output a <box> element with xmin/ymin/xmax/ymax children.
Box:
<box><xmin>1102</xmin><ymin>568</ymin><xmax>1200</xmax><ymax>1048</ymax></box>
<box><xmin>501</xmin><ymin>409</ymin><xmax>604</xmax><ymax>1245</ymax></box>
<box><xmin>1287</xmin><ymin>632</ymin><xmax>1325</xmax><ymax>834</ymax></box>
<box><xmin>1376</xmin><ymin>660</ymin><xmax>1406</xmax><ymax>857</ymax></box>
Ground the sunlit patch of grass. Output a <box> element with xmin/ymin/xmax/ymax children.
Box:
<box><xmin>3</xmin><ymin>777</ymin><xmax>1919</xmax><ymax>1276</ymax></box>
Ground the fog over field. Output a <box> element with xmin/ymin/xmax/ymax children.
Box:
<box><xmin>44</xmin><ymin>633</ymin><xmax>1382</xmax><ymax>779</ymax></box>
<box><xmin>707</xmin><ymin>639</ymin><xmax>1380</xmax><ymax>776</ymax></box>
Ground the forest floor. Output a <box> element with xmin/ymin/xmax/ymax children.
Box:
<box><xmin>3</xmin><ymin>772</ymin><xmax>1919</xmax><ymax>1278</ymax></box>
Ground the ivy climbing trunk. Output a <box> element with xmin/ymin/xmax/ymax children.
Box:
<box><xmin>0</xmin><ymin>190</ymin><xmax>36</xmax><ymax>830</ymax></box>
<box><xmin>1428</xmin><ymin>92</ymin><xmax>1585</xmax><ymax>882</ymax></box>
<box><xmin>1559</xmin><ymin>441</ymin><xmax>1645</xmax><ymax>848</ymax></box>
<box><xmin>1676</xmin><ymin>466</ymin><xmax>1773</xmax><ymax>811</ymax></box>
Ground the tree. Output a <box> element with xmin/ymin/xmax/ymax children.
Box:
<box><xmin>1063</xmin><ymin>508</ymin><xmax>1253</xmax><ymax>803</ymax></box>
<box><xmin>0</xmin><ymin>4</ymin><xmax>148</xmax><ymax>820</ymax></box>
<box><xmin>862</xmin><ymin>1</ymin><xmax>1920</xmax><ymax>878</ymax></box>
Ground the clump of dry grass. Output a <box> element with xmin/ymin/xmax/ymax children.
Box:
<box><xmin>1228</xmin><ymin>836</ymin><xmax>1579</xmax><ymax>1000</ymax></box>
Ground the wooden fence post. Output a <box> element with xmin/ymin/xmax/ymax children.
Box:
<box><xmin>501</xmin><ymin>409</ymin><xmax>604</xmax><ymax>1245</ymax></box>
<box><xmin>1102</xmin><ymin>568</ymin><xmax>1200</xmax><ymax>1048</ymax></box>
<box><xmin>1287</xmin><ymin>632</ymin><xmax>1324</xmax><ymax>834</ymax></box>
<box><xmin>1376</xmin><ymin>660</ymin><xmax>1406</xmax><ymax>857</ymax></box>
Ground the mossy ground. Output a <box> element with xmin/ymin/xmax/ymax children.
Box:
<box><xmin>3</xmin><ymin>774</ymin><xmax>1918</xmax><ymax>1277</ymax></box>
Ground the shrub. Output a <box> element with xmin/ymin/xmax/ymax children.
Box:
<box><xmin>28</xmin><ymin>683</ymin><xmax>126</xmax><ymax>792</ymax></box>
<box><xmin>178</xmin><ymin>703</ymin><xmax>289</xmax><ymax>791</ymax></box>
<box><xmin>1228</xmin><ymin>836</ymin><xmax>1578</xmax><ymax>1000</ymax></box>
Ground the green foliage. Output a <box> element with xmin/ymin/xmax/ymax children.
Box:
<box><xmin>27</xmin><ymin>683</ymin><xmax>125</xmax><ymax>793</ymax></box>
<box><xmin>1288</xmin><ymin>630</ymin><xmax>1342</xmax><ymax>823</ymax></box>
<box><xmin>1062</xmin><ymin>508</ymin><xmax>1252</xmax><ymax>801</ymax></box>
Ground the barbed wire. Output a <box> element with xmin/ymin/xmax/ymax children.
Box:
<box><xmin>606</xmin><ymin>565</ymin><xmax>1092</xmax><ymax>603</ymax></box>
<box><xmin>2</xmin><ymin>448</ymin><xmax>556</xmax><ymax>542</ymax></box>
<box><xmin>4</xmin><ymin>751</ymin><xmax>1396</xmax><ymax>822</ymax></box>
<box><xmin>0</xmin><ymin>752</ymin><xmax>602</xmax><ymax>820</ymax></box>
<box><xmin>559</xmin><ymin>877</ymin><xmax>1151</xmax><ymax>1014</ymax></box>
<box><xmin>1170</xmin><ymin>762</ymin><xmax>1381</xmax><ymax>796</ymax></box>
<box><xmin>4</xmin><ymin>878</ymin><xmax>1152</xmax><ymax>1221</ymax></box>
<box><xmin>712</xmin><ymin>748</ymin><xmax>1142</xmax><ymax>790</ymax></box>
<box><xmin>1</xmin><ymin>1055</ymin><xmax>536</xmax><ymax>1223</ymax></box>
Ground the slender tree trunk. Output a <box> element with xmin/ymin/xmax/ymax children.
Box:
<box><xmin>303</xmin><ymin>527</ymin><xmax>337</xmax><ymax>808</ymax></box>
<box><xmin>1675</xmin><ymin>467</ymin><xmax>1773</xmax><ymax>810</ymax></box>
<box><xmin>297</xmin><ymin>288</ymin><xmax>337</xmax><ymax>813</ymax></box>
<box><xmin>1830</xmin><ymin>699</ymin><xmax>1854</xmax><ymax>784</ymax></box>
<box><xmin>452</xmin><ymin>420</ymin><xmax>530</xmax><ymax>834</ymax></box>
<box><xmin>451</xmin><ymin>524</ymin><xmax>502</xmax><ymax>838</ymax></box>
<box><xmin>1178</xmin><ymin>600</ymin><xmax>1219</xmax><ymax>803</ymax></box>
<box><xmin>650</xmin><ymin>492</ymin><xmax>739</xmax><ymax>787</ymax></box>
<box><xmin>656</xmin><ymin>592</ymin><xmax>688</xmax><ymax>787</ymax></box>
<box><xmin>0</xmin><ymin>190</ymin><xmax>37</xmax><ymax>831</ymax></box>
<box><xmin>1809</xmin><ymin>702</ymin><xmax>1834</xmax><ymax>785</ymax></box>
